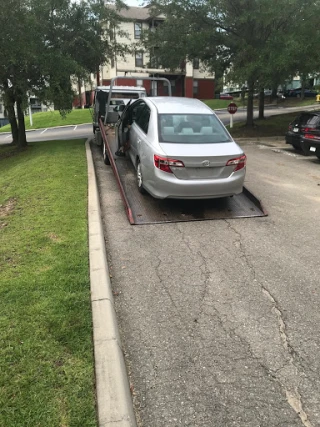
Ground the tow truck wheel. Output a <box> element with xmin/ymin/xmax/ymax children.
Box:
<box><xmin>103</xmin><ymin>143</ymin><xmax>111</xmax><ymax>165</ymax></box>
<box><xmin>136</xmin><ymin>160</ymin><xmax>146</xmax><ymax>194</ymax></box>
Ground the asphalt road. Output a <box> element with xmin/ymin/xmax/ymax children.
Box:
<box><xmin>0</xmin><ymin>123</ymin><xmax>92</xmax><ymax>145</ymax></box>
<box><xmin>92</xmin><ymin>139</ymin><xmax>320</xmax><ymax>427</ymax></box>
<box><xmin>2</xmin><ymin>106</ymin><xmax>319</xmax><ymax>426</ymax></box>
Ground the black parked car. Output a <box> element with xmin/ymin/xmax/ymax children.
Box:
<box><xmin>285</xmin><ymin>111</ymin><xmax>320</xmax><ymax>158</ymax></box>
<box><xmin>284</xmin><ymin>88</ymin><xmax>318</xmax><ymax>98</ymax></box>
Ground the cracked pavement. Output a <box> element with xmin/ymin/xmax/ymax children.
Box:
<box><xmin>92</xmin><ymin>140</ymin><xmax>320</xmax><ymax>427</ymax></box>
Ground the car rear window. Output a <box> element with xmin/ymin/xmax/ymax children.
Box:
<box><xmin>158</xmin><ymin>114</ymin><xmax>232</xmax><ymax>144</ymax></box>
<box><xmin>297</xmin><ymin>113</ymin><xmax>320</xmax><ymax>127</ymax></box>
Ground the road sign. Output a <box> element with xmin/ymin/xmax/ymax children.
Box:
<box><xmin>227</xmin><ymin>103</ymin><xmax>238</xmax><ymax>114</ymax></box>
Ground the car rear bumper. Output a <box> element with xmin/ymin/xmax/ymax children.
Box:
<box><xmin>301</xmin><ymin>137</ymin><xmax>320</xmax><ymax>148</ymax></box>
<box><xmin>301</xmin><ymin>137</ymin><xmax>320</xmax><ymax>154</ymax></box>
<box><xmin>144</xmin><ymin>168</ymin><xmax>246</xmax><ymax>199</ymax></box>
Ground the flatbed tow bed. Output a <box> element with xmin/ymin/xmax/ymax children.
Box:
<box><xmin>96</xmin><ymin>119</ymin><xmax>267</xmax><ymax>225</ymax></box>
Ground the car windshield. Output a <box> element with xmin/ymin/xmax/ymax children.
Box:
<box><xmin>158</xmin><ymin>114</ymin><xmax>232</xmax><ymax>144</ymax></box>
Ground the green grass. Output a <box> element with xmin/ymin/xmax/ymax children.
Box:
<box><xmin>204</xmin><ymin>97</ymin><xmax>319</xmax><ymax>111</ymax></box>
<box><xmin>228</xmin><ymin>112</ymin><xmax>304</xmax><ymax>138</ymax></box>
<box><xmin>0</xmin><ymin>109</ymin><xmax>92</xmax><ymax>133</ymax></box>
<box><xmin>204</xmin><ymin>99</ymin><xmax>238</xmax><ymax>109</ymax></box>
<box><xmin>0</xmin><ymin>140</ymin><xmax>96</xmax><ymax>427</ymax></box>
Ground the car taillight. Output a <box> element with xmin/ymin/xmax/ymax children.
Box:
<box><xmin>154</xmin><ymin>155</ymin><xmax>185</xmax><ymax>173</ymax></box>
<box><xmin>226</xmin><ymin>155</ymin><xmax>247</xmax><ymax>171</ymax></box>
<box><xmin>304</xmin><ymin>134</ymin><xmax>316</xmax><ymax>139</ymax></box>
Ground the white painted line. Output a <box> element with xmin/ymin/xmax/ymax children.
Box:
<box><xmin>73</xmin><ymin>125</ymin><xmax>77</xmax><ymax>131</ymax></box>
<box><xmin>41</xmin><ymin>128</ymin><xmax>48</xmax><ymax>134</ymax></box>
<box><xmin>5</xmin><ymin>134</ymin><xmax>11</xmax><ymax>139</ymax></box>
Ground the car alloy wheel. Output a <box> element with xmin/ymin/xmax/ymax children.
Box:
<box><xmin>136</xmin><ymin>160</ymin><xmax>146</xmax><ymax>194</ymax></box>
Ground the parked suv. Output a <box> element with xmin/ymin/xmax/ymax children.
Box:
<box><xmin>285</xmin><ymin>111</ymin><xmax>320</xmax><ymax>158</ymax></box>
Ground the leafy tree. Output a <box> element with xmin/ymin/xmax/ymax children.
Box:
<box><xmin>143</xmin><ymin>0</ymin><xmax>320</xmax><ymax>126</ymax></box>
<box><xmin>0</xmin><ymin>0</ymin><xmax>126</xmax><ymax>148</ymax></box>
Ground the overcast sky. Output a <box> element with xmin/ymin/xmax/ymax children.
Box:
<box><xmin>125</xmin><ymin>0</ymin><xmax>144</xmax><ymax>5</ymax></box>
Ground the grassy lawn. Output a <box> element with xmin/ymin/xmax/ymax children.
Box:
<box><xmin>228</xmin><ymin>112</ymin><xmax>303</xmax><ymax>138</ymax></box>
<box><xmin>204</xmin><ymin>97</ymin><xmax>319</xmax><ymax>111</ymax></box>
<box><xmin>0</xmin><ymin>140</ymin><xmax>96</xmax><ymax>427</ymax></box>
<box><xmin>0</xmin><ymin>109</ymin><xmax>92</xmax><ymax>133</ymax></box>
<box><xmin>203</xmin><ymin>99</ymin><xmax>238</xmax><ymax>109</ymax></box>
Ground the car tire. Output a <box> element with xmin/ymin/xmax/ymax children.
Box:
<box><xmin>103</xmin><ymin>143</ymin><xmax>111</xmax><ymax>165</ymax></box>
<box><xmin>291</xmin><ymin>143</ymin><xmax>301</xmax><ymax>151</ymax></box>
<box><xmin>300</xmin><ymin>141</ymin><xmax>310</xmax><ymax>156</ymax></box>
<box><xmin>136</xmin><ymin>160</ymin><xmax>146</xmax><ymax>194</ymax></box>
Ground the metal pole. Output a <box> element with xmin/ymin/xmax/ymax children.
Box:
<box><xmin>230</xmin><ymin>114</ymin><xmax>233</xmax><ymax>128</ymax></box>
<box><xmin>104</xmin><ymin>76</ymin><xmax>172</xmax><ymax>125</ymax></box>
<box><xmin>28</xmin><ymin>95</ymin><xmax>33</xmax><ymax>127</ymax></box>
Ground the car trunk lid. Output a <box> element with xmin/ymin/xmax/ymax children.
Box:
<box><xmin>158</xmin><ymin>142</ymin><xmax>244</xmax><ymax>180</ymax></box>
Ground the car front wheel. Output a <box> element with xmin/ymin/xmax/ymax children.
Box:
<box><xmin>136</xmin><ymin>160</ymin><xmax>146</xmax><ymax>194</ymax></box>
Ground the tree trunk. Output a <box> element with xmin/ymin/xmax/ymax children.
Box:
<box><xmin>8</xmin><ymin>105</ymin><xmax>19</xmax><ymax>145</ymax></box>
<box><xmin>78</xmin><ymin>77</ymin><xmax>83</xmax><ymax>109</ymax></box>
<box><xmin>16</xmin><ymin>96</ymin><xmax>27</xmax><ymax>148</ymax></box>
<box><xmin>246</xmin><ymin>80</ymin><xmax>255</xmax><ymax>126</ymax></box>
<box><xmin>3</xmin><ymin>87</ymin><xmax>19</xmax><ymax>145</ymax></box>
<box><xmin>258</xmin><ymin>89</ymin><xmax>265</xmax><ymax>119</ymax></box>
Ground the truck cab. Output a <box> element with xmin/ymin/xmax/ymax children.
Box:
<box><xmin>92</xmin><ymin>85</ymin><xmax>146</xmax><ymax>133</ymax></box>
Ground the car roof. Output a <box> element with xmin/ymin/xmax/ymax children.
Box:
<box><xmin>146</xmin><ymin>97</ymin><xmax>213</xmax><ymax>114</ymax></box>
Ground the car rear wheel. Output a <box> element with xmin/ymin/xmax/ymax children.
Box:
<box><xmin>291</xmin><ymin>142</ymin><xmax>301</xmax><ymax>151</ymax></box>
<box><xmin>103</xmin><ymin>143</ymin><xmax>111</xmax><ymax>165</ymax></box>
<box><xmin>136</xmin><ymin>160</ymin><xmax>146</xmax><ymax>194</ymax></box>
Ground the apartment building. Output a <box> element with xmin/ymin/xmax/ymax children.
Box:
<box><xmin>100</xmin><ymin>5</ymin><xmax>215</xmax><ymax>99</ymax></box>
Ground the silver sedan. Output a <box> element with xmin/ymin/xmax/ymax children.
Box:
<box><xmin>116</xmin><ymin>97</ymin><xmax>246</xmax><ymax>199</ymax></box>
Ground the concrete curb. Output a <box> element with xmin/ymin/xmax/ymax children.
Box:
<box><xmin>85</xmin><ymin>139</ymin><xmax>137</xmax><ymax>427</ymax></box>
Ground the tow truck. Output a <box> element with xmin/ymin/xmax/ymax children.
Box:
<box><xmin>92</xmin><ymin>76</ymin><xmax>267</xmax><ymax>224</ymax></box>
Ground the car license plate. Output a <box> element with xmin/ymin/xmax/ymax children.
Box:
<box><xmin>293</xmin><ymin>127</ymin><xmax>299</xmax><ymax>133</ymax></box>
<box><xmin>310</xmin><ymin>146</ymin><xmax>316</xmax><ymax>152</ymax></box>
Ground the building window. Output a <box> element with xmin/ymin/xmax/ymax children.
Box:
<box><xmin>136</xmin><ymin>79</ymin><xmax>143</xmax><ymax>87</ymax></box>
<box><xmin>135</xmin><ymin>51</ymin><xmax>143</xmax><ymax>67</ymax></box>
<box><xmin>193</xmin><ymin>58</ymin><xmax>200</xmax><ymax>70</ymax></box>
<box><xmin>193</xmin><ymin>80</ymin><xmax>199</xmax><ymax>95</ymax></box>
<box><xmin>134</xmin><ymin>22</ymin><xmax>142</xmax><ymax>39</ymax></box>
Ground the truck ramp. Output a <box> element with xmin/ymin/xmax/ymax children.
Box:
<box><xmin>94</xmin><ymin>123</ymin><xmax>267</xmax><ymax>225</ymax></box>
<box><xmin>114</xmin><ymin>157</ymin><xmax>267</xmax><ymax>224</ymax></box>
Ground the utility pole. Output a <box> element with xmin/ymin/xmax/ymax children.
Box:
<box><xmin>28</xmin><ymin>94</ymin><xmax>33</xmax><ymax>127</ymax></box>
